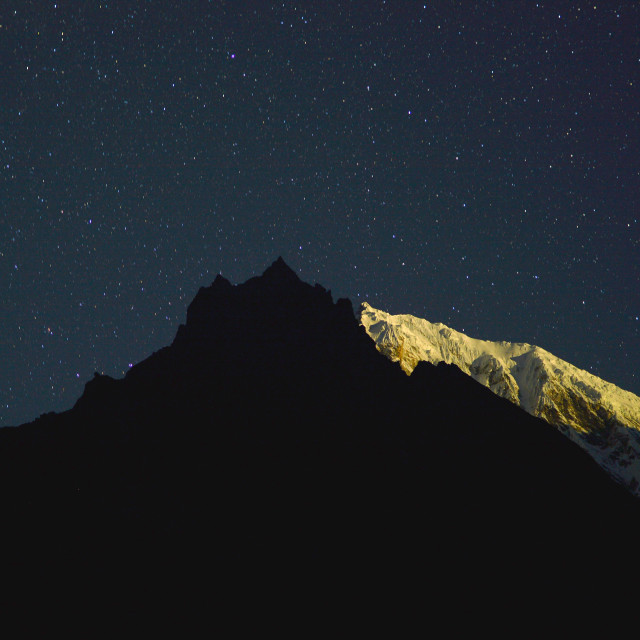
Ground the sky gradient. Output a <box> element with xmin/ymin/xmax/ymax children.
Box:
<box><xmin>2</xmin><ymin>0</ymin><xmax>639</xmax><ymax>426</ymax></box>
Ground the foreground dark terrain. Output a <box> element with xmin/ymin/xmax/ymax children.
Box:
<box><xmin>2</xmin><ymin>258</ymin><xmax>639</xmax><ymax>620</ymax></box>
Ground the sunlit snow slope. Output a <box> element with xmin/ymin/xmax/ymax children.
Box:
<box><xmin>360</xmin><ymin>302</ymin><xmax>640</xmax><ymax>495</ymax></box>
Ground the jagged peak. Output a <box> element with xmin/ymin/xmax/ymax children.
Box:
<box><xmin>261</xmin><ymin>256</ymin><xmax>300</xmax><ymax>283</ymax></box>
<box><xmin>211</xmin><ymin>273</ymin><xmax>233</xmax><ymax>288</ymax></box>
<box><xmin>197</xmin><ymin>273</ymin><xmax>234</xmax><ymax>298</ymax></box>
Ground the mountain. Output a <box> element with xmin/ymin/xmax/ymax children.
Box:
<box><xmin>360</xmin><ymin>301</ymin><xmax>640</xmax><ymax>496</ymax></box>
<box><xmin>2</xmin><ymin>258</ymin><xmax>640</xmax><ymax>622</ymax></box>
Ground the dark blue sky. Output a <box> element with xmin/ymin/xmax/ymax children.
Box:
<box><xmin>2</xmin><ymin>0</ymin><xmax>639</xmax><ymax>426</ymax></box>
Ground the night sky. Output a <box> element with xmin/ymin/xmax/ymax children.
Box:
<box><xmin>2</xmin><ymin>0</ymin><xmax>639</xmax><ymax>427</ymax></box>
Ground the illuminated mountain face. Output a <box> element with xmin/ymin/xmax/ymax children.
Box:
<box><xmin>360</xmin><ymin>302</ymin><xmax>640</xmax><ymax>495</ymax></box>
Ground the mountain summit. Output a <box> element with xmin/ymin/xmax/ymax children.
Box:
<box><xmin>360</xmin><ymin>301</ymin><xmax>640</xmax><ymax>495</ymax></box>
<box><xmin>2</xmin><ymin>259</ymin><xmax>640</xmax><ymax>616</ymax></box>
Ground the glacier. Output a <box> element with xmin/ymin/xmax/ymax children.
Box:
<box><xmin>360</xmin><ymin>302</ymin><xmax>640</xmax><ymax>496</ymax></box>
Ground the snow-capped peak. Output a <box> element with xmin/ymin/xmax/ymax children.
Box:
<box><xmin>359</xmin><ymin>302</ymin><xmax>640</xmax><ymax>495</ymax></box>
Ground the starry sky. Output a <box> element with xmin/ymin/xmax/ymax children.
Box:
<box><xmin>2</xmin><ymin>0</ymin><xmax>639</xmax><ymax>427</ymax></box>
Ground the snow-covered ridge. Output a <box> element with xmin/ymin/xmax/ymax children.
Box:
<box><xmin>360</xmin><ymin>302</ymin><xmax>640</xmax><ymax>495</ymax></box>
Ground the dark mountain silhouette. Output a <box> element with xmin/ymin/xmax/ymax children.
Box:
<box><xmin>2</xmin><ymin>257</ymin><xmax>639</xmax><ymax>623</ymax></box>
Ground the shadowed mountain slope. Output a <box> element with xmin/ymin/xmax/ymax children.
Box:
<box><xmin>1</xmin><ymin>257</ymin><xmax>639</xmax><ymax>621</ymax></box>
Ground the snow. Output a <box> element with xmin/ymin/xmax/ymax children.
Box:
<box><xmin>360</xmin><ymin>302</ymin><xmax>640</xmax><ymax>496</ymax></box>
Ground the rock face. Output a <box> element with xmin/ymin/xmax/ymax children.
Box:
<box><xmin>1</xmin><ymin>259</ymin><xmax>640</xmax><ymax>619</ymax></box>
<box><xmin>360</xmin><ymin>301</ymin><xmax>640</xmax><ymax>495</ymax></box>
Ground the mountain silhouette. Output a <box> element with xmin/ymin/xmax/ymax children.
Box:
<box><xmin>2</xmin><ymin>257</ymin><xmax>639</xmax><ymax>623</ymax></box>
